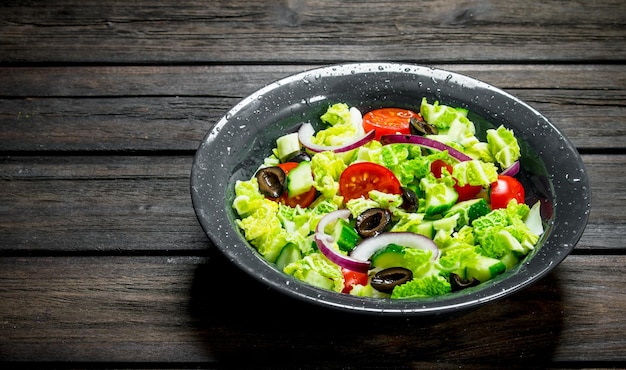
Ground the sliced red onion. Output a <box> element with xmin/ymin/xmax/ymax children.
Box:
<box><xmin>298</xmin><ymin>123</ymin><xmax>375</xmax><ymax>153</ymax></box>
<box><xmin>314</xmin><ymin>209</ymin><xmax>371</xmax><ymax>273</ymax></box>
<box><xmin>380</xmin><ymin>134</ymin><xmax>472</xmax><ymax>162</ymax></box>
<box><xmin>350</xmin><ymin>232</ymin><xmax>440</xmax><ymax>262</ymax></box>
<box><xmin>500</xmin><ymin>160</ymin><xmax>520</xmax><ymax>176</ymax></box>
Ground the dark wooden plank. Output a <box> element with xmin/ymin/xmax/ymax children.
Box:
<box><xmin>0</xmin><ymin>96</ymin><xmax>227</xmax><ymax>152</ymax></box>
<box><xmin>0</xmin><ymin>254</ymin><xmax>625</xmax><ymax>365</ymax></box>
<box><xmin>0</xmin><ymin>65</ymin><xmax>624</xmax><ymax>151</ymax></box>
<box><xmin>1</xmin><ymin>0</ymin><xmax>625</xmax><ymax>64</ymax></box>
<box><xmin>0</xmin><ymin>154</ymin><xmax>623</xmax><ymax>253</ymax></box>
<box><xmin>2</xmin><ymin>65</ymin><xmax>624</xmax><ymax>97</ymax></box>
<box><xmin>2</xmin><ymin>95</ymin><xmax>623</xmax><ymax>152</ymax></box>
<box><xmin>0</xmin><ymin>156</ymin><xmax>210</xmax><ymax>252</ymax></box>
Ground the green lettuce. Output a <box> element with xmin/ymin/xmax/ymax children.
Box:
<box><xmin>452</xmin><ymin>159</ymin><xmax>498</xmax><ymax>187</ymax></box>
<box><xmin>420</xmin><ymin>97</ymin><xmax>469</xmax><ymax>131</ymax></box>
<box><xmin>232</xmin><ymin>178</ymin><xmax>266</xmax><ymax>217</ymax></box>
<box><xmin>320</xmin><ymin>103</ymin><xmax>352</xmax><ymax>126</ymax></box>
<box><xmin>472</xmin><ymin>200</ymin><xmax>538</xmax><ymax>259</ymax></box>
<box><xmin>486</xmin><ymin>125</ymin><xmax>521</xmax><ymax>169</ymax></box>
<box><xmin>391</xmin><ymin>274</ymin><xmax>451</xmax><ymax>298</ymax></box>
<box><xmin>313</xmin><ymin>103</ymin><xmax>361</xmax><ymax>147</ymax></box>
<box><xmin>235</xmin><ymin>198</ymin><xmax>289</xmax><ymax>263</ymax></box>
<box><xmin>310</xmin><ymin>151</ymin><xmax>347</xmax><ymax>201</ymax></box>
<box><xmin>284</xmin><ymin>252</ymin><xmax>344</xmax><ymax>292</ymax></box>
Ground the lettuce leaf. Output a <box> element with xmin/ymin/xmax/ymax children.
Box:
<box><xmin>486</xmin><ymin>125</ymin><xmax>521</xmax><ymax>169</ymax></box>
<box><xmin>452</xmin><ymin>159</ymin><xmax>498</xmax><ymax>187</ymax></box>
<box><xmin>472</xmin><ymin>200</ymin><xmax>538</xmax><ymax>259</ymax></box>
<box><xmin>310</xmin><ymin>151</ymin><xmax>347</xmax><ymax>201</ymax></box>
<box><xmin>284</xmin><ymin>252</ymin><xmax>344</xmax><ymax>292</ymax></box>
<box><xmin>420</xmin><ymin>97</ymin><xmax>468</xmax><ymax>131</ymax></box>
<box><xmin>313</xmin><ymin>103</ymin><xmax>362</xmax><ymax>147</ymax></box>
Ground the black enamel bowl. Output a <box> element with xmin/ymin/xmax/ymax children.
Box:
<box><xmin>191</xmin><ymin>63</ymin><xmax>590</xmax><ymax>316</ymax></box>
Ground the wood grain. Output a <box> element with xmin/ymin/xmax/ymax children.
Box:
<box><xmin>0</xmin><ymin>64</ymin><xmax>624</xmax><ymax>151</ymax></box>
<box><xmin>0</xmin><ymin>154</ymin><xmax>623</xmax><ymax>253</ymax></box>
<box><xmin>0</xmin><ymin>0</ymin><xmax>624</xmax><ymax>367</ymax></box>
<box><xmin>1</xmin><ymin>0</ymin><xmax>625</xmax><ymax>64</ymax></box>
<box><xmin>0</xmin><ymin>254</ymin><xmax>624</xmax><ymax>365</ymax></box>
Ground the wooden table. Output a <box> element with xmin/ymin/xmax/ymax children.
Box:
<box><xmin>1</xmin><ymin>1</ymin><xmax>625</xmax><ymax>368</ymax></box>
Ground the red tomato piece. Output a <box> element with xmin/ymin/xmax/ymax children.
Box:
<box><xmin>430</xmin><ymin>159</ymin><xmax>453</xmax><ymax>178</ymax></box>
<box><xmin>272</xmin><ymin>162</ymin><xmax>317</xmax><ymax>208</ymax></box>
<box><xmin>490</xmin><ymin>175</ymin><xmax>525</xmax><ymax>209</ymax></box>
<box><xmin>362</xmin><ymin>108</ymin><xmax>420</xmax><ymax>140</ymax></box>
<box><xmin>339</xmin><ymin>162</ymin><xmax>402</xmax><ymax>201</ymax></box>
<box><xmin>430</xmin><ymin>159</ymin><xmax>481</xmax><ymax>201</ymax></box>
<box><xmin>455</xmin><ymin>183</ymin><xmax>483</xmax><ymax>202</ymax></box>
<box><xmin>341</xmin><ymin>268</ymin><xmax>369</xmax><ymax>293</ymax></box>
<box><xmin>276</xmin><ymin>187</ymin><xmax>317</xmax><ymax>208</ymax></box>
<box><xmin>277</xmin><ymin>162</ymin><xmax>299</xmax><ymax>174</ymax></box>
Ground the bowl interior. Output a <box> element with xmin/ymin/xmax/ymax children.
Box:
<box><xmin>191</xmin><ymin>63</ymin><xmax>590</xmax><ymax>315</ymax></box>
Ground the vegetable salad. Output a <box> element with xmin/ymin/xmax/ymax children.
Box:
<box><xmin>232</xmin><ymin>98</ymin><xmax>544</xmax><ymax>299</ymax></box>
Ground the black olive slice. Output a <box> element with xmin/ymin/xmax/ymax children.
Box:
<box><xmin>285</xmin><ymin>150</ymin><xmax>312</xmax><ymax>163</ymax></box>
<box><xmin>371</xmin><ymin>267</ymin><xmax>413</xmax><ymax>293</ymax></box>
<box><xmin>355</xmin><ymin>208</ymin><xmax>392</xmax><ymax>238</ymax></box>
<box><xmin>255</xmin><ymin>166</ymin><xmax>286</xmax><ymax>198</ymax></box>
<box><xmin>400</xmin><ymin>187</ymin><xmax>418</xmax><ymax>212</ymax></box>
<box><xmin>409</xmin><ymin>117</ymin><xmax>438</xmax><ymax>135</ymax></box>
<box><xmin>450</xmin><ymin>273</ymin><xmax>480</xmax><ymax>292</ymax></box>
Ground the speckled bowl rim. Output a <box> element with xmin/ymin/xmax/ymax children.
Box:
<box><xmin>191</xmin><ymin>63</ymin><xmax>590</xmax><ymax>316</ymax></box>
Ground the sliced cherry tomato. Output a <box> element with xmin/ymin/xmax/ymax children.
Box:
<box><xmin>342</xmin><ymin>268</ymin><xmax>369</xmax><ymax>293</ymax></box>
<box><xmin>490</xmin><ymin>175</ymin><xmax>525</xmax><ymax>210</ymax></box>
<box><xmin>362</xmin><ymin>108</ymin><xmax>420</xmax><ymax>140</ymax></box>
<box><xmin>430</xmin><ymin>159</ymin><xmax>453</xmax><ymax>178</ymax></box>
<box><xmin>455</xmin><ymin>183</ymin><xmax>482</xmax><ymax>202</ymax></box>
<box><xmin>339</xmin><ymin>162</ymin><xmax>402</xmax><ymax>201</ymax></box>
<box><xmin>271</xmin><ymin>161</ymin><xmax>317</xmax><ymax>208</ymax></box>
<box><xmin>276</xmin><ymin>187</ymin><xmax>317</xmax><ymax>208</ymax></box>
<box><xmin>430</xmin><ymin>159</ymin><xmax>481</xmax><ymax>201</ymax></box>
<box><xmin>277</xmin><ymin>162</ymin><xmax>299</xmax><ymax>174</ymax></box>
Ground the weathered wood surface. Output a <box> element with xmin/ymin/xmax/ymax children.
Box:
<box><xmin>0</xmin><ymin>154</ymin><xmax>623</xmax><ymax>253</ymax></box>
<box><xmin>1</xmin><ymin>0</ymin><xmax>625</xmax><ymax>368</ymax></box>
<box><xmin>1</xmin><ymin>64</ymin><xmax>624</xmax><ymax>151</ymax></box>
<box><xmin>1</xmin><ymin>0</ymin><xmax>625</xmax><ymax>64</ymax></box>
<box><xmin>1</xmin><ymin>254</ymin><xmax>625</xmax><ymax>366</ymax></box>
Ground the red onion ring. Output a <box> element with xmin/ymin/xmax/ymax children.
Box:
<box><xmin>350</xmin><ymin>232</ymin><xmax>440</xmax><ymax>262</ymax></box>
<box><xmin>298</xmin><ymin>123</ymin><xmax>375</xmax><ymax>153</ymax></box>
<box><xmin>380</xmin><ymin>134</ymin><xmax>473</xmax><ymax>162</ymax></box>
<box><xmin>314</xmin><ymin>209</ymin><xmax>371</xmax><ymax>273</ymax></box>
<box><xmin>500</xmin><ymin>160</ymin><xmax>520</xmax><ymax>176</ymax></box>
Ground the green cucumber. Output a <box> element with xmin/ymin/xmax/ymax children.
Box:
<box><xmin>301</xmin><ymin>269</ymin><xmax>334</xmax><ymax>290</ymax></box>
<box><xmin>275</xmin><ymin>243</ymin><xmax>302</xmax><ymax>271</ymax></box>
<box><xmin>370</xmin><ymin>243</ymin><xmax>406</xmax><ymax>269</ymax></box>
<box><xmin>421</xmin><ymin>178</ymin><xmax>458</xmax><ymax>216</ymax></box>
<box><xmin>444</xmin><ymin>198</ymin><xmax>490</xmax><ymax>229</ymax></box>
<box><xmin>275</xmin><ymin>132</ymin><xmax>301</xmax><ymax>162</ymax></box>
<box><xmin>432</xmin><ymin>214</ymin><xmax>459</xmax><ymax>232</ymax></box>
<box><xmin>415</xmin><ymin>221</ymin><xmax>435</xmax><ymax>239</ymax></box>
<box><xmin>332</xmin><ymin>218</ymin><xmax>360</xmax><ymax>252</ymax></box>
<box><xmin>286</xmin><ymin>161</ymin><xmax>314</xmax><ymax>197</ymax></box>
<box><xmin>465</xmin><ymin>255</ymin><xmax>506</xmax><ymax>282</ymax></box>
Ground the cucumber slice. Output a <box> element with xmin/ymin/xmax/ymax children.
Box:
<box><xmin>421</xmin><ymin>178</ymin><xmax>458</xmax><ymax>216</ymax></box>
<box><xmin>444</xmin><ymin>198</ymin><xmax>490</xmax><ymax>228</ymax></box>
<box><xmin>432</xmin><ymin>214</ymin><xmax>459</xmax><ymax>232</ymax></box>
<box><xmin>466</xmin><ymin>255</ymin><xmax>506</xmax><ymax>282</ymax></box>
<box><xmin>286</xmin><ymin>161</ymin><xmax>314</xmax><ymax>197</ymax></box>
<box><xmin>332</xmin><ymin>218</ymin><xmax>360</xmax><ymax>252</ymax></box>
<box><xmin>301</xmin><ymin>269</ymin><xmax>334</xmax><ymax>290</ymax></box>
<box><xmin>415</xmin><ymin>221</ymin><xmax>435</xmax><ymax>239</ymax></box>
<box><xmin>370</xmin><ymin>243</ymin><xmax>406</xmax><ymax>269</ymax></box>
<box><xmin>275</xmin><ymin>243</ymin><xmax>302</xmax><ymax>271</ymax></box>
<box><xmin>276</xmin><ymin>132</ymin><xmax>301</xmax><ymax>162</ymax></box>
